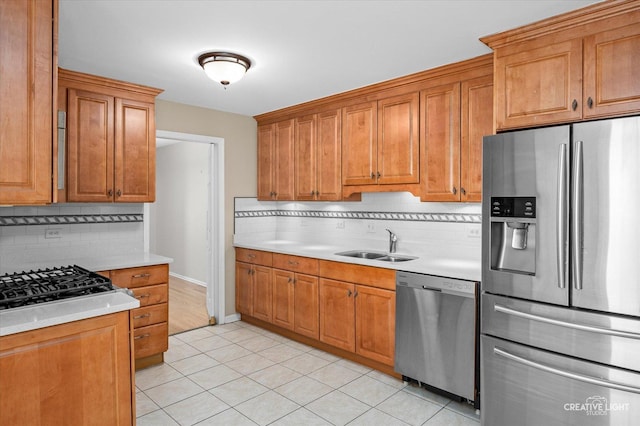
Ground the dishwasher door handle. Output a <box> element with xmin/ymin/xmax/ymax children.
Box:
<box><xmin>421</xmin><ymin>285</ymin><xmax>442</xmax><ymax>292</ymax></box>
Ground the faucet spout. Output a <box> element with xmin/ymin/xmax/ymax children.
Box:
<box><xmin>386</xmin><ymin>229</ymin><xmax>398</xmax><ymax>253</ymax></box>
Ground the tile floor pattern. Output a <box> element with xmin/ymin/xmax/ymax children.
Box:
<box><xmin>136</xmin><ymin>321</ymin><xmax>480</xmax><ymax>426</ymax></box>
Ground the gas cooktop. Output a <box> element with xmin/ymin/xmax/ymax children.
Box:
<box><xmin>0</xmin><ymin>265</ymin><xmax>116</xmax><ymax>310</ymax></box>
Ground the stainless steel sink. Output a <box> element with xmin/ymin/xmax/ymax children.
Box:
<box><xmin>335</xmin><ymin>250</ymin><xmax>417</xmax><ymax>262</ymax></box>
<box><xmin>335</xmin><ymin>250</ymin><xmax>387</xmax><ymax>259</ymax></box>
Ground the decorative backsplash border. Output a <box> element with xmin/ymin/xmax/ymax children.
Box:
<box><xmin>235</xmin><ymin>210</ymin><xmax>481</xmax><ymax>223</ymax></box>
<box><xmin>0</xmin><ymin>214</ymin><xmax>143</xmax><ymax>226</ymax></box>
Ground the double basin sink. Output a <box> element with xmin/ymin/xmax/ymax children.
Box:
<box><xmin>335</xmin><ymin>250</ymin><xmax>417</xmax><ymax>263</ymax></box>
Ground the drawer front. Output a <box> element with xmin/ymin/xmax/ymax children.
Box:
<box><xmin>273</xmin><ymin>253</ymin><xmax>318</xmax><ymax>275</ymax></box>
<box><xmin>131</xmin><ymin>284</ymin><xmax>167</xmax><ymax>307</ymax></box>
<box><xmin>318</xmin><ymin>260</ymin><xmax>395</xmax><ymax>290</ymax></box>
<box><xmin>132</xmin><ymin>304</ymin><xmax>168</xmax><ymax>328</ymax></box>
<box><xmin>133</xmin><ymin>322</ymin><xmax>168</xmax><ymax>359</ymax></box>
<box><xmin>236</xmin><ymin>248</ymin><xmax>272</xmax><ymax>267</ymax></box>
<box><xmin>110</xmin><ymin>264</ymin><xmax>168</xmax><ymax>289</ymax></box>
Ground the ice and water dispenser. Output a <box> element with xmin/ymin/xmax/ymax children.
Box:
<box><xmin>489</xmin><ymin>197</ymin><xmax>536</xmax><ymax>275</ymax></box>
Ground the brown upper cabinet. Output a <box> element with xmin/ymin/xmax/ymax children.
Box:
<box><xmin>482</xmin><ymin>1</ymin><xmax>640</xmax><ymax>130</ymax></box>
<box><xmin>258</xmin><ymin>120</ymin><xmax>295</xmax><ymax>200</ymax></box>
<box><xmin>58</xmin><ymin>69</ymin><xmax>162</xmax><ymax>202</ymax></box>
<box><xmin>0</xmin><ymin>0</ymin><xmax>57</xmax><ymax>205</ymax></box>
<box><xmin>342</xmin><ymin>93</ymin><xmax>419</xmax><ymax>187</ymax></box>
<box><xmin>421</xmin><ymin>75</ymin><xmax>493</xmax><ymax>202</ymax></box>
<box><xmin>294</xmin><ymin>110</ymin><xmax>342</xmax><ymax>201</ymax></box>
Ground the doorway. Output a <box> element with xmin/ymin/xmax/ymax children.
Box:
<box><xmin>144</xmin><ymin>130</ymin><xmax>225</xmax><ymax>333</ymax></box>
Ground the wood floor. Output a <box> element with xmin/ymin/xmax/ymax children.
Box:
<box><xmin>168</xmin><ymin>275</ymin><xmax>209</xmax><ymax>335</ymax></box>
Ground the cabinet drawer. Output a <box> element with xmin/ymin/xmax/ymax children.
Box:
<box><xmin>273</xmin><ymin>253</ymin><xmax>319</xmax><ymax>274</ymax></box>
<box><xmin>319</xmin><ymin>260</ymin><xmax>395</xmax><ymax>290</ymax></box>
<box><xmin>131</xmin><ymin>284</ymin><xmax>167</xmax><ymax>307</ymax></box>
<box><xmin>133</xmin><ymin>322</ymin><xmax>168</xmax><ymax>359</ymax></box>
<box><xmin>110</xmin><ymin>264</ymin><xmax>168</xmax><ymax>288</ymax></box>
<box><xmin>132</xmin><ymin>304</ymin><xmax>168</xmax><ymax>328</ymax></box>
<box><xmin>236</xmin><ymin>248</ymin><xmax>273</xmax><ymax>266</ymax></box>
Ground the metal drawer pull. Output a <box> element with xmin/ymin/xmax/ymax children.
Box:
<box><xmin>132</xmin><ymin>273</ymin><xmax>151</xmax><ymax>278</ymax></box>
<box><xmin>134</xmin><ymin>333</ymin><xmax>151</xmax><ymax>340</ymax></box>
<box><xmin>248</xmin><ymin>254</ymin><xmax>256</xmax><ymax>259</ymax></box>
<box><xmin>288</xmin><ymin>260</ymin><xmax>298</xmax><ymax>265</ymax></box>
<box><xmin>135</xmin><ymin>293</ymin><xmax>151</xmax><ymax>299</ymax></box>
<box><xmin>133</xmin><ymin>313</ymin><xmax>151</xmax><ymax>320</ymax></box>
<box><xmin>494</xmin><ymin>304</ymin><xmax>640</xmax><ymax>340</ymax></box>
<box><xmin>494</xmin><ymin>347</ymin><xmax>640</xmax><ymax>394</ymax></box>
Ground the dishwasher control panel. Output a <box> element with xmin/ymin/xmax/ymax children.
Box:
<box><xmin>396</xmin><ymin>271</ymin><xmax>476</xmax><ymax>297</ymax></box>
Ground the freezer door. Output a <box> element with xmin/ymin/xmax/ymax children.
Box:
<box><xmin>482</xmin><ymin>126</ymin><xmax>570</xmax><ymax>305</ymax></box>
<box><xmin>572</xmin><ymin>117</ymin><xmax>640</xmax><ymax>317</ymax></box>
<box><xmin>481</xmin><ymin>335</ymin><xmax>640</xmax><ymax>426</ymax></box>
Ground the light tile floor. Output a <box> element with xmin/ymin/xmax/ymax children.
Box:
<box><xmin>136</xmin><ymin>321</ymin><xmax>480</xmax><ymax>426</ymax></box>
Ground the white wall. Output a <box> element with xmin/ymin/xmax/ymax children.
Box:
<box><xmin>150</xmin><ymin>142</ymin><xmax>209</xmax><ymax>283</ymax></box>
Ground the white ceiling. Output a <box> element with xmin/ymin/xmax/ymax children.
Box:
<box><xmin>58</xmin><ymin>0</ymin><xmax>600</xmax><ymax>118</ymax></box>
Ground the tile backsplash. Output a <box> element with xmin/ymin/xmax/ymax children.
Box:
<box><xmin>234</xmin><ymin>192</ymin><xmax>482</xmax><ymax>259</ymax></box>
<box><xmin>0</xmin><ymin>204</ymin><xmax>144</xmax><ymax>272</ymax></box>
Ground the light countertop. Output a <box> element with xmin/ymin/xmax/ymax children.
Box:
<box><xmin>0</xmin><ymin>252</ymin><xmax>172</xmax><ymax>337</ymax></box>
<box><xmin>233</xmin><ymin>239</ymin><xmax>481</xmax><ymax>282</ymax></box>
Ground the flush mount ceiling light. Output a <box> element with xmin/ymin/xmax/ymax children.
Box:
<box><xmin>197</xmin><ymin>51</ymin><xmax>251</xmax><ymax>86</ymax></box>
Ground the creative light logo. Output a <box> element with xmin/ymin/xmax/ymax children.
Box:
<box><xmin>563</xmin><ymin>395</ymin><xmax>630</xmax><ymax>416</ymax></box>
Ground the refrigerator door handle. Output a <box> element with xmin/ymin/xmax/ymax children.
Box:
<box><xmin>571</xmin><ymin>141</ymin><xmax>584</xmax><ymax>290</ymax></box>
<box><xmin>494</xmin><ymin>347</ymin><xmax>640</xmax><ymax>394</ymax></box>
<box><xmin>556</xmin><ymin>144</ymin><xmax>568</xmax><ymax>289</ymax></box>
<box><xmin>494</xmin><ymin>303</ymin><xmax>640</xmax><ymax>339</ymax></box>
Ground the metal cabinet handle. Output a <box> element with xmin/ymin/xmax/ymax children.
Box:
<box><xmin>571</xmin><ymin>99</ymin><xmax>578</xmax><ymax>111</ymax></box>
<box><xmin>370</xmin><ymin>172</ymin><xmax>375</xmax><ymax>179</ymax></box>
<box><xmin>135</xmin><ymin>293</ymin><xmax>151</xmax><ymax>299</ymax></box>
<box><xmin>134</xmin><ymin>333</ymin><xmax>151</xmax><ymax>340</ymax></box>
<box><xmin>460</xmin><ymin>187</ymin><xmax>466</xmax><ymax>196</ymax></box>
<box><xmin>287</xmin><ymin>277</ymin><xmax>292</xmax><ymax>283</ymax></box>
<box><xmin>587</xmin><ymin>97</ymin><xmax>593</xmax><ymax>109</ymax></box>
<box><xmin>452</xmin><ymin>187</ymin><xmax>457</xmax><ymax>195</ymax></box>
<box><xmin>108</xmin><ymin>189</ymin><xmax>113</xmax><ymax>197</ymax></box>
<box><xmin>494</xmin><ymin>347</ymin><xmax>640</xmax><ymax>394</ymax></box>
<box><xmin>376</xmin><ymin>171</ymin><xmax>381</xmax><ymax>179</ymax></box>
<box><xmin>347</xmin><ymin>289</ymin><xmax>352</xmax><ymax>297</ymax></box>
<box><xmin>288</xmin><ymin>260</ymin><xmax>298</xmax><ymax>266</ymax></box>
<box><xmin>354</xmin><ymin>290</ymin><xmax>358</xmax><ymax>298</ymax></box>
<box><xmin>116</xmin><ymin>189</ymin><xmax>122</xmax><ymax>197</ymax></box>
<box><xmin>247</xmin><ymin>254</ymin><xmax>256</xmax><ymax>259</ymax></box>
<box><xmin>133</xmin><ymin>313</ymin><xmax>151</xmax><ymax>320</ymax></box>
<box><xmin>132</xmin><ymin>273</ymin><xmax>151</xmax><ymax>278</ymax></box>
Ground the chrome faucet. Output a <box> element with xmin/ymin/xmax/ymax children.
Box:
<box><xmin>386</xmin><ymin>229</ymin><xmax>398</xmax><ymax>253</ymax></box>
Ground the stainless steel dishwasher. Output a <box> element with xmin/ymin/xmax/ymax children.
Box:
<box><xmin>394</xmin><ymin>271</ymin><xmax>479</xmax><ymax>403</ymax></box>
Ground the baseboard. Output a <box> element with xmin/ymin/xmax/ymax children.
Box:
<box><xmin>224</xmin><ymin>313</ymin><xmax>241</xmax><ymax>324</ymax></box>
<box><xmin>169</xmin><ymin>271</ymin><xmax>206</xmax><ymax>287</ymax></box>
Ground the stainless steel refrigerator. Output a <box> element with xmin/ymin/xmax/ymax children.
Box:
<box><xmin>481</xmin><ymin>116</ymin><xmax>640</xmax><ymax>426</ymax></box>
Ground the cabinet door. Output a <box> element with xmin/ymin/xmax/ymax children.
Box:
<box><xmin>235</xmin><ymin>262</ymin><xmax>253</xmax><ymax>316</ymax></box>
<box><xmin>66</xmin><ymin>89</ymin><xmax>115</xmax><ymax>202</ymax></box>
<box><xmin>342</xmin><ymin>101</ymin><xmax>377</xmax><ymax>185</ymax></box>
<box><xmin>377</xmin><ymin>93</ymin><xmax>419</xmax><ymax>184</ymax></box>
<box><xmin>461</xmin><ymin>75</ymin><xmax>493</xmax><ymax>202</ymax></box>
<box><xmin>316</xmin><ymin>109</ymin><xmax>342</xmax><ymax>200</ymax></box>
<box><xmin>421</xmin><ymin>83</ymin><xmax>461</xmax><ymax>201</ymax></box>
<box><xmin>0</xmin><ymin>0</ymin><xmax>53</xmax><ymax>205</ymax></box>
<box><xmin>294</xmin><ymin>273</ymin><xmax>319</xmax><ymax>339</ymax></box>
<box><xmin>494</xmin><ymin>38</ymin><xmax>583</xmax><ymax>129</ymax></box>
<box><xmin>272</xmin><ymin>269</ymin><xmax>295</xmax><ymax>330</ymax></box>
<box><xmin>0</xmin><ymin>312</ymin><xmax>133</xmax><ymax>425</ymax></box>
<box><xmin>274</xmin><ymin>119</ymin><xmax>295</xmax><ymax>200</ymax></box>
<box><xmin>252</xmin><ymin>265</ymin><xmax>273</xmax><ymax>322</ymax></box>
<box><xmin>294</xmin><ymin>114</ymin><xmax>317</xmax><ymax>201</ymax></box>
<box><xmin>319</xmin><ymin>278</ymin><xmax>355</xmax><ymax>351</ymax></box>
<box><xmin>114</xmin><ymin>98</ymin><xmax>156</xmax><ymax>202</ymax></box>
<box><xmin>583</xmin><ymin>23</ymin><xmax>640</xmax><ymax>118</ymax></box>
<box><xmin>257</xmin><ymin>124</ymin><xmax>275</xmax><ymax>200</ymax></box>
<box><xmin>355</xmin><ymin>286</ymin><xmax>395</xmax><ymax>366</ymax></box>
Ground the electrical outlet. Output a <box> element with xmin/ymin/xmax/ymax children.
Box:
<box><xmin>466</xmin><ymin>225</ymin><xmax>481</xmax><ymax>238</ymax></box>
<box><xmin>366</xmin><ymin>223</ymin><xmax>376</xmax><ymax>233</ymax></box>
<box><xmin>45</xmin><ymin>228</ymin><xmax>63</xmax><ymax>239</ymax></box>
<box><xmin>336</xmin><ymin>220</ymin><xmax>345</xmax><ymax>229</ymax></box>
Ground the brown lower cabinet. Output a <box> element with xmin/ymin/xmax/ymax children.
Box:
<box><xmin>0</xmin><ymin>311</ymin><xmax>135</xmax><ymax>425</ymax></box>
<box><xmin>235</xmin><ymin>248</ymin><xmax>396</xmax><ymax>370</ymax></box>
<box><xmin>107</xmin><ymin>263</ymin><xmax>169</xmax><ymax>369</ymax></box>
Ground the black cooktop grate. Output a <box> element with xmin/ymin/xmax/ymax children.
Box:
<box><xmin>0</xmin><ymin>265</ymin><xmax>115</xmax><ymax>310</ymax></box>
